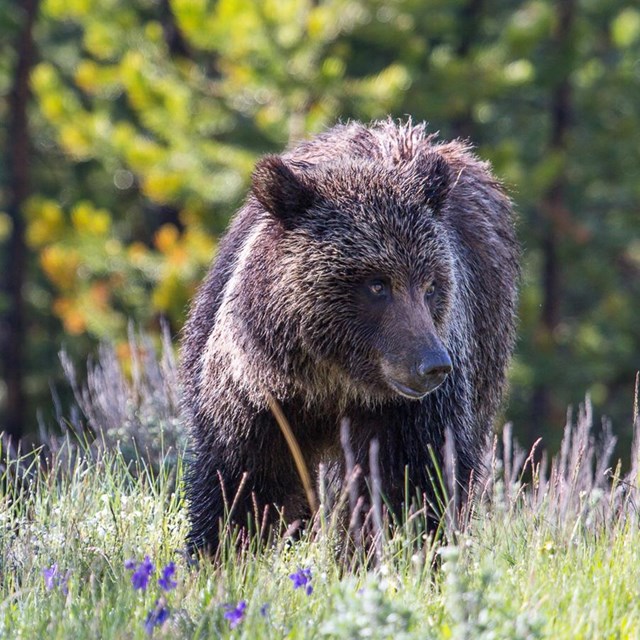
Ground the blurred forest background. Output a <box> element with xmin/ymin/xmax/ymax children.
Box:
<box><xmin>0</xmin><ymin>0</ymin><xmax>639</xmax><ymax>453</ymax></box>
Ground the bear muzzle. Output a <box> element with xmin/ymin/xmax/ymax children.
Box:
<box><xmin>382</xmin><ymin>346</ymin><xmax>453</xmax><ymax>399</ymax></box>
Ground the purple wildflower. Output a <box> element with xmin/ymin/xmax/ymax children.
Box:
<box><xmin>43</xmin><ymin>563</ymin><xmax>70</xmax><ymax>594</ymax></box>
<box><xmin>127</xmin><ymin>556</ymin><xmax>155</xmax><ymax>591</ymax></box>
<box><xmin>289</xmin><ymin>568</ymin><xmax>313</xmax><ymax>595</ymax></box>
<box><xmin>43</xmin><ymin>563</ymin><xmax>59</xmax><ymax>591</ymax></box>
<box><xmin>224</xmin><ymin>601</ymin><xmax>247</xmax><ymax>629</ymax></box>
<box><xmin>260</xmin><ymin>603</ymin><xmax>269</xmax><ymax>618</ymax></box>
<box><xmin>144</xmin><ymin>599</ymin><xmax>170</xmax><ymax>635</ymax></box>
<box><xmin>158</xmin><ymin>562</ymin><xmax>177</xmax><ymax>591</ymax></box>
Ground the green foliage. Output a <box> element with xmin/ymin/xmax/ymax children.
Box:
<box><xmin>440</xmin><ymin>545</ymin><xmax>544</xmax><ymax>639</ymax></box>
<box><xmin>319</xmin><ymin>576</ymin><xmax>415</xmax><ymax>639</ymax></box>
<box><xmin>25</xmin><ymin>194</ymin><xmax>214</xmax><ymax>335</ymax></box>
<box><xmin>28</xmin><ymin>0</ymin><xmax>410</xmax><ymax>340</ymax></box>
<box><xmin>1</xmin><ymin>0</ymin><xmax>640</xmax><ymax>446</ymax></box>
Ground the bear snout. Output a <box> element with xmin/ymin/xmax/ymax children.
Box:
<box><xmin>414</xmin><ymin>349</ymin><xmax>453</xmax><ymax>390</ymax></box>
<box><xmin>381</xmin><ymin>346</ymin><xmax>453</xmax><ymax>399</ymax></box>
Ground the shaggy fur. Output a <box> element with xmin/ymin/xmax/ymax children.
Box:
<box><xmin>180</xmin><ymin>120</ymin><xmax>519</xmax><ymax>554</ymax></box>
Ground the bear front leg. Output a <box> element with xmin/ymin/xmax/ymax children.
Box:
<box><xmin>184</xmin><ymin>445</ymin><xmax>230</xmax><ymax>556</ymax></box>
<box><xmin>186</xmin><ymin>441</ymin><xmax>312</xmax><ymax>556</ymax></box>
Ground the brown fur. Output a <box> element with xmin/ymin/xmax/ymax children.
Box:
<box><xmin>180</xmin><ymin>119</ymin><xmax>519</xmax><ymax>554</ymax></box>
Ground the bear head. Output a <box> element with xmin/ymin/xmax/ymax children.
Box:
<box><xmin>247</xmin><ymin>150</ymin><xmax>457</xmax><ymax>403</ymax></box>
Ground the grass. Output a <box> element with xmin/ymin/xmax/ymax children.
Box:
<box><xmin>2</xmin><ymin>410</ymin><xmax>639</xmax><ymax>638</ymax></box>
<box><xmin>2</xmin><ymin>337</ymin><xmax>639</xmax><ymax>638</ymax></box>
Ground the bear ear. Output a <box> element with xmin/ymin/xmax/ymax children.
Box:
<box><xmin>413</xmin><ymin>151</ymin><xmax>454</xmax><ymax>215</ymax></box>
<box><xmin>251</xmin><ymin>155</ymin><xmax>315</xmax><ymax>225</ymax></box>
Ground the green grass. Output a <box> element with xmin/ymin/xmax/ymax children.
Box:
<box><xmin>2</xmin><ymin>397</ymin><xmax>640</xmax><ymax>639</ymax></box>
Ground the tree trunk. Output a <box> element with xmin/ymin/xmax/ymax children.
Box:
<box><xmin>2</xmin><ymin>0</ymin><xmax>40</xmax><ymax>442</ymax></box>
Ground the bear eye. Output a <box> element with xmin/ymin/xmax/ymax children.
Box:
<box><xmin>367</xmin><ymin>279</ymin><xmax>389</xmax><ymax>297</ymax></box>
<box><xmin>424</xmin><ymin>282</ymin><xmax>436</xmax><ymax>299</ymax></box>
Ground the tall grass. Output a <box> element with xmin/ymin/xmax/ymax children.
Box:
<box><xmin>1</xmin><ymin>345</ymin><xmax>639</xmax><ymax>638</ymax></box>
<box><xmin>57</xmin><ymin>326</ymin><xmax>185</xmax><ymax>465</ymax></box>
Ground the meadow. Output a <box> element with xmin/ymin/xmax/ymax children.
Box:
<box><xmin>1</xmin><ymin>337</ymin><xmax>639</xmax><ymax>639</ymax></box>
<box><xmin>3</xmin><ymin>3</ymin><xmax>640</xmax><ymax>637</ymax></box>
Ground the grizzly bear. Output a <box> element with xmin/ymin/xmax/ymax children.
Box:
<box><xmin>180</xmin><ymin>119</ymin><xmax>519</xmax><ymax>554</ymax></box>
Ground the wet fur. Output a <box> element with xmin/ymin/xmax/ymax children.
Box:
<box><xmin>180</xmin><ymin>120</ymin><xmax>519</xmax><ymax>553</ymax></box>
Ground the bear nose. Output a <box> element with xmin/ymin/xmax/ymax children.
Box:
<box><xmin>414</xmin><ymin>350</ymin><xmax>453</xmax><ymax>386</ymax></box>
<box><xmin>415</xmin><ymin>358</ymin><xmax>452</xmax><ymax>380</ymax></box>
